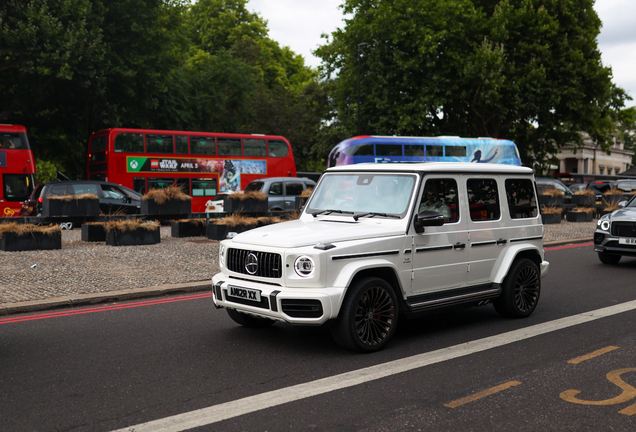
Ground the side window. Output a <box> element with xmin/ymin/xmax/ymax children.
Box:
<box><xmin>217</xmin><ymin>138</ymin><xmax>242</xmax><ymax>156</ymax></box>
<box><xmin>467</xmin><ymin>178</ymin><xmax>501</xmax><ymax>221</ymax></box>
<box><xmin>505</xmin><ymin>179</ymin><xmax>538</xmax><ymax>219</ymax></box>
<box><xmin>192</xmin><ymin>178</ymin><xmax>216</xmax><ymax>196</ymax></box>
<box><xmin>175</xmin><ymin>136</ymin><xmax>189</xmax><ymax>154</ymax></box>
<box><xmin>146</xmin><ymin>134</ymin><xmax>174</xmax><ymax>154</ymax></box>
<box><xmin>48</xmin><ymin>185</ymin><xmax>69</xmax><ymax>196</ymax></box>
<box><xmin>190</xmin><ymin>137</ymin><xmax>216</xmax><ymax>155</ymax></box>
<box><xmin>418</xmin><ymin>178</ymin><xmax>459</xmax><ymax>222</ymax></box>
<box><xmin>268</xmin><ymin>140</ymin><xmax>289</xmax><ymax>158</ymax></box>
<box><xmin>268</xmin><ymin>182</ymin><xmax>283</xmax><ymax>196</ymax></box>
<box><xmin>285</xmin><ymin>182</ymin><xmax>304</xmax><ymax>196</ymax></box>
<box><xmin>114</xmin><ymin>133</ymin><xmax>144</xmax><ymax>153</ymax></box>
<box><xmin>101</xmin><ymin>185</ymin><xmax>126</xmax><ymax>200</ymax></box>
<box><xmin>147</xmin><ymin>178</ymin><xmax>175</xmax><ymax>190</ymax></box>
<box><xmin>72</xmin><ymin>184</ymin><xmax>99</xmax><ymax>195</ymax></box>
<box><xmin>243</xmin><ymin>139</ymin><xmax>266</xmax><ymax>157</ymax></box>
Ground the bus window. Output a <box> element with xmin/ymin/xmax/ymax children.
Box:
<box><xmin>243</xmin><ymin>138</ymin><xmax>266</xmax><ymax>157</ymax></box>
<box><xmin>114</xmin><ymin>133</ymin><xmax>144</xmax><ymax>153</ymax></box>
<box><xmin>176</xmin><ymin>178</ymin><xmax>190</xmax><ymax>194</ymax></box>
<box><xmin>0</xmin><ymin>133</ymin><xmax>26</xmax><ymax>149</ymax></box>
<box><xmin>91</xmin><ymin>136</ymin><xmax>107</xmax><ymax>151</ymax></box>
<box><xmin>133</xmin><ymin>178</ymin><xmax>146</xmax><ymax>194</ymax></box>
<box><xmin>191</xmin><ymin>136</ymin><xmax>216</xmax><ymax>155</ymax></box>
<box><xmin>268</xmin><ymin>140</ymin><xmax>289</xmax><ymax>158</ymax></box>
<box><xmin>218</xmin><ymin>138</ymin><xmax>242</xmax><ymax>156</ymax></box>
<box><xmin>192</xmin><ymin>178</ymin><xmax>217</xmax><ymax>196</ymax></box>
<box><xmin>405</xmin><ymin>145</ymin><xmax>424</xmax><ymax>156</ymax></box>
<box><xmin>446</xmin><ymin>146</ymin><xmax>466</xmax><ymax>157</ymax></box>
<box><xmin>376</xmin><ymin>144</ymin><xmax>403</xmax><ymax>156</ymax></box>
<box><xmin>349</xmin><ymin>143</ymin><xmax>374</xmax><ymax>156</ymax></box>
<box><xmin>2</xmin><ymin>174</ymin><xmax>32</xmax><ymax>201</ymax></box>
<box><xmin>148</xmin><ymin>178</ymin><xmax>175</xmax><ymax>190</ymax></box>
<box><xmin>427</xmin><ymin>145</ymin><xmax>444</xmax><ymax>156</ymax></box>
<box><xmin>175</xmin><ymin>136</ymin><xmax>189</xmax><ymax>154</ymax></box>
<box><xmin>146</xmin><ymin>134</ymin><xmax>174</xmax><ymax>154</ymax></box>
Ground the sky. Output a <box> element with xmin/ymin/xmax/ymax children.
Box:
<box><xmin>248</xmin><ymin>0</ymin><xmax>636</xmax><ymax>108</ymax></box>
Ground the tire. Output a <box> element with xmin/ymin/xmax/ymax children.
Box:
<box><xmin>331</xmin><ymin>277</ymin><xmax>398</xmax><ymax>353</ymax></box>
<box><xmin>494</xmin><ymin>258</ymin><xmax>540</xmax><ymax>318</ymax></box>
<box><xmin>226</xmin><ymin>308</ymin><xmax>275</xmax><ymax>328</ymax></box>
<box><xmin>598</xmin><ymin>252</ymin><xmax>621</xmax><ymax>265</ymax></box>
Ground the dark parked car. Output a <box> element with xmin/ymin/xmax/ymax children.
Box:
<box><xmin>594</xmin><ymin>196</ymin><xmax>636</xmax><ymax>264</ymax></box>
<box><xmin>568</xmin><ymin>182</ymin><xmax>588</xmax><ymax>193</ymax></box>
<box><xmin>536</xmin><ymin>177</ymin><xmax>573</xmax><ymax>204</ymax></box>
<box><xmin>20</xmin><ymin>180</ymin><xmax>141</xmax><ymax>217</ymax></box>
<box><xmin>244</xmin><ymin>177</ymin><xmax>316</xmax><ymax>211</ymax></box>
<box><xmin>586</xmin><ymin>180</ymin><xmax>614</xmax><ymax>204</ymax></box>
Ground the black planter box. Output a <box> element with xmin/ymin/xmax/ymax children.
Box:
<box><xmin>538</xmin><ymin>195</ymin><xmax>564</xmax><ymax>207</ymax></box>
<box><xmin>171</xmin><ymin>220</ymin><xmax>207</xmax><ymax>238</ymax></box>
<box><xmin>295</xmin><ymin>196</ymin><xmax>308</xmax><ymax>210</ymax></box>
<box><xmin>572</xmin><ymin>195</ymin><xmax>594</xmax><ymax>206</ymax></box>
<box><xmin>223</xmin><ymin>197</ymin><xmax>268</xmax><ymax>213</ymax></box>
<box><xmin>566</xmin><ymin>212</ymin><xmax>593</xmax><ymax>223</ymax></box>
<box><xmin>81</xmin><ymin>223</ymin><xmax>106</xmax><ymax>242</ymax></box>
<box><xmin>599</xmin><ymin>209</ymin><xmax>616</xmax><ymax>218</ymax></box>
<box><xmin>106</xmin><ymin>227</ymin><xmax>160</xmax><ymax>246</ymax></box>
<box><xmin>42</xmin><ymin>197</ymin><xmax>99</xmax><ymax>217</ymax></box>
<box><xmin>541</xmin><ymin>213</ymin><xmax>561</xmax><ymax>225</ymax></box>
<box><xmin>141</xmin><ymin>199</ymin><xmax>191</xmax><ymax>216</ymax></box>
<box><xmin>1</xmin><ymin>231</ymin><xmax>62</xmax><ymax>251</ymax></box>
<box><xmin>206</xmin><ymin>223</ymin><xmax>259</xmax><ymax>240</ymax></box>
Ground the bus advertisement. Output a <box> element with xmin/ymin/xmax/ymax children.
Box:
<box><xmin>87</xmin><ymin>128</ymin><xmax>296</xmax><ymax>213</ymax></box>
<box><xmin>0</xmin><ymin>125</ymin><xmax>36</xmax><ymax>217</ymax></box>
<box><xmin>327</xmin><ymin>136</ymin><xmax>522</xmax><ymax>168</ymax></box>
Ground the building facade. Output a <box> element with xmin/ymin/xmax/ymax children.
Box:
<box><xmin>553</xmin><ymin>133</ymin><xmax>633</xmax><ymax>176</ymax></box>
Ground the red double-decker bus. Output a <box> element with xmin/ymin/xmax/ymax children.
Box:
<box><xmin>87</xmin><ymin>128</ymin><xmax>297</xmax><ymax>213</ymax></box>
<box><xmin>0</xmin><ymin>125</ymin><xmax>36</xmax><ymax>217</ymax></box>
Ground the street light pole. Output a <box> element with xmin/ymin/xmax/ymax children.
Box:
<box><xmin>357</xmin><ymin>42</ymin><xmax>369</xmax><ymax>136</ymax></box>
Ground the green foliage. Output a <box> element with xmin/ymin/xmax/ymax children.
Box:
<box><xmin>316</xmin><ymin>0</ymin><xmax>629</xmax><ymax>167</ymax></box>
<box><xmin>34</xmin><ymin>158</ymin><xmax>59</xmax><ymax>184</ymax></box>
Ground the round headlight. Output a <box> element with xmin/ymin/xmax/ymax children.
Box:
<box><xmin>219</xmin><ymin>245</ymin><xmax>225</xmax><ymax>268</ymax></box>
<box><xmin>294</xmin><ymin>256</ymin><xmax>315</xmax><ymax>277</ymax></box>
<box><xmin>600</xmin><ymin>220</ymin><xmax>610</xmax><ymax>232</ymax></box>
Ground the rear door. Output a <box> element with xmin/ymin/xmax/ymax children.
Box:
<box><xmin>283</xmin><ymin>181</ymin><xmax>304</xmax><ymax>211</ymax></box>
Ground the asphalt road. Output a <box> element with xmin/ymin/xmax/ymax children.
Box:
<box><xmin>2</xmin><ymin>243</ymin><xmax>636</xmax><ymax>431</ymax></box>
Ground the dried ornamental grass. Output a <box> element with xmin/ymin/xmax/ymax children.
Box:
<box><xmin>602</xmin><ymin>199</ymin><xmax>621</xmax><ymax>211</ymax></box>
<box><xmin>603</xmin><ymin>188</ymin><xmax>623</xmax><ymax>195</ymax></box>
<box><xmin>0</xmin><ymin>222</ymin><xmax>61</xmax><ymax>238</ymax></box>
<box><xmin>228</xmin><ymin>191</ymin><xmax>268</xmax><ymax>201</ymax></box>
<box><xmin>142</xmin><ymin>185</ymin><xmax>191</xmax><ymax>204</ymax></box>
<box><xmin>177</xmin><ymin>218</ymin><xmax>207</xmax><ymax>226</ymax></box>
<box><xmin>570</xmin><ymin>206</ymin><xmax>595</xmax><ymax>214</ymax></box>
<box><xmin>300</xmin><ymin>188</ymin><xmax>313</xmax><ymax>198</ymax></box>
<box><xmin>540</xmin><ymin>205</ymin><xmax>562</xmax><ymax>215</ymax></box>
<box><xmin>211</xmin><ymin>213</ymin><xmax>259</xmax><ymax>227</ymax></box>
<box><xmin>540</xmin><ymin>187</ymin><xmax>564</xmax><ymax>197</ymax></box>
<box><xmin>574</xmin><ymin>189</ymin><xmax>595</xmax><ymax>197</ymax></box>
<box><xmin>104</xmin><ymin>219</ymin><xmax>160</xmax><ymax>232</ymax></box>
<box><xmin>48</xmin><ymin>193</ymin><xmax>98</xmax><ymax>201</ymax></box>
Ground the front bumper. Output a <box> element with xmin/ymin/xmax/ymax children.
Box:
<box><xmin>211</xmin><ymin>274</ymin><xmax>345</xmax><ymax>325</ymax></box>
<box><xmin>540</xmin><ymin>260</ymin><xmax>549</xmax><ymax>278</ymax></box>
<box><xmin>593</xmin><ymin>229</ymin><xmax>636</xmax><ymax>257</ymax></box>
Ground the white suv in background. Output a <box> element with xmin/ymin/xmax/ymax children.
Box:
<box><xmin>212</xmin><ymin>162</ymin><xmax>549</xmax><ymax>352</ymax></box>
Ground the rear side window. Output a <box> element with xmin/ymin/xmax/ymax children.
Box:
<box><xmin>467</xmin><ymin>178</ymin><xmax>501</xmax><ymax>221</ymax></box>
<box><xmin>48</xmin><ymin>185</ymin><xmax>69</xmax><ymax>196</ymax></box>
<box><xmin>268</xmin><ymin>182</ymin><xmax>283</xmax><ymax>196</ymax></box>
<box><xmin>285</xmin><ymin>182</ymin><xmax>304</xmax><ymax>196</ymax></box>
<box><xmin>72</xmin><ymin>184</ymin><xmax>99</xmax><ymax>195</ymax></box>
<box><xmin>505</xmin><ymin>179</ymin><xmax>538</xmax><ymax>219</ymax></box>
<box><xmin>245</xmin><ymin>181</ymin><xmax>264</xmax><ymax>193</ymax></box>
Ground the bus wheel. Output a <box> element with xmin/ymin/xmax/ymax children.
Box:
<box><xmin>226</xmin><ymin>309</ymin><xmax>275</xmax><ymax>328</ymax></box>
<box><xmin>331</xmin><ymin>277</ymin><xmax>398</xmax><ymax>352</ymax></box>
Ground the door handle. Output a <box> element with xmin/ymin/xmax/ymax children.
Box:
<box><xmin>497</xmin><ymin>238</ymin><xmax>508</xmax><ymax>245</ymax></box>
<box><xmin>454</xmin><ymin>242</ymin><xmax>466</xmax><ymax>250</ymax></box>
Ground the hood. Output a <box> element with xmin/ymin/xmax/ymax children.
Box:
<box><xmin>230</xmin><ymin>218</ymin><xmax>405</xmax><ymax>248</ymax></box>
<box><xmin>610</xmin><ymin>207</ymin><xmax>636</xmax><ymax>221</ymax></box>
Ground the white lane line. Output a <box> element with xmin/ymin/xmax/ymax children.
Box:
<box><xmin>113</xmin><ymin>300</ymin><xmax>636</xmax><ymax>432</ymax></box>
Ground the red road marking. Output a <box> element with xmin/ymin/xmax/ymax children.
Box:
<box><xmin>0</xmin><ymin>292</ymin><xmax>213</xmax><ymax>325</ymax></box>
<box><xmin>545</xmin><ymin>242</ymin><xmax>593</xmax><ymax>251</ymax></box>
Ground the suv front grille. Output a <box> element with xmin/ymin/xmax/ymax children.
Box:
<box><xmin>227</xmin><ymin>248</ymin><xmax>282</xmax><ymax>278</ymax></box>
<box><xmin>612</xmin><ymin>222</ymin><xmax>636</xmax><ymax>237</ymax></box>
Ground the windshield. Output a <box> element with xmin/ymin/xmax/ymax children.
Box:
<box><xmin>307</xmin><ymin>173</ymin><xmax>416</xmax><ymax>217</ymax></box>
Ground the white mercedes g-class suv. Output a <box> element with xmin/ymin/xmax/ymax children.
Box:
<box><xmin>212</xmin><ymin>162</ymin><xmax>549</xmax><ymax>352</ymax></box>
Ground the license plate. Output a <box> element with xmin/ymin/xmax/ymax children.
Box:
<box><xmin>227</xmin><ymin>285</ymin><xmax>261</xmax><ymax>302</ymax></box>
<box><xmin>619</xmin><ymin>237</ymin><xmax>636</xmax><ymax>245</ymax></box>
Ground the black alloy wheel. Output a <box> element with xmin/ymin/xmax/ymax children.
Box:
<box><xmin>494</xmin><ymin>258</ymin><xmax>540</xmax><ymax>318</ymax></box>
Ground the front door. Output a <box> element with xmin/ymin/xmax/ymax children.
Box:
<box><xmin>410</xmin><ymin>177</ymin><xmax>468</xmax><ymax>294</ymax></box>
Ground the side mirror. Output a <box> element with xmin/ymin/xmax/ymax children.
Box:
<box><xmin>123</xmin><ymin>196</ymin><xmax>131</xmax><ymax>203</ymax></box>
<box><xmin>618</xmin><ymin>200</ymin><xmax>627</xmax><ymax>208</ymax></box>
<box><xmin>414</xmin><ymin>211</ymin><xmax>445</xmax><ymax>233</ymax></box>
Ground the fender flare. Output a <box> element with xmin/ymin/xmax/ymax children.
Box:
<box><xmin>492</xmin><ymin>244</ymin><xmax>543</xmax><ymax>284</ymax></box>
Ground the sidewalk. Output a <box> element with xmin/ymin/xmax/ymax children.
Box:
<box><xmin>0</xmin><ymin>221</ymin><xmax>596</xmax><ymax>316</ymax></box>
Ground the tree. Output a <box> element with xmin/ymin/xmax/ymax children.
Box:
<box><xmin>316</xmin><ymin>0</ymin><xmax>629</xmax><ymax>166</ymax></box>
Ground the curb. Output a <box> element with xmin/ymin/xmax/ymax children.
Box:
<box><xmin>544</xmin><ymin>237</ymin><xmax>593</xmax><ymax>247</ymax></box>
<box><xmin>0</xmin><ymin>281</ymin><xmax>211</xmax><ymax>316</ymax></box>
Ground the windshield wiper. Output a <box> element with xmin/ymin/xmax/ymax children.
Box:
<box><xmin>353</xmin><ymin>212</ymin><xmax>401</xmax><ymax>221</ymax></box>
<box><xmin>311</xmin><ymin>209</ymin><xmax>354</xmax><ymax>217</ymax></box>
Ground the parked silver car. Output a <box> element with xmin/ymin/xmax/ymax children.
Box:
<box><xmin>244</xmin><ymin>177</ymin><xmax>316</xmax><ymax>211</ymax></box>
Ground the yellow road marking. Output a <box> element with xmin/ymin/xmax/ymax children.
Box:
<box><xmin>619</xmin><ymin>403</ymin><xmax>636</xmax><ymax>416</ymax></box>
<box><xmin>444</xmin><ymin>381</ymin><xmax>522</xmax><ymax>408</ymax></box>
<box><xmin>560</xmin><ymin>368</ymin><xmax>636</xmax><ymax>405</ymax></box>
<box><xmin>567</xmin><ymin>346</ymin><xmax>619</xmax><ymax>364</ymax></box>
